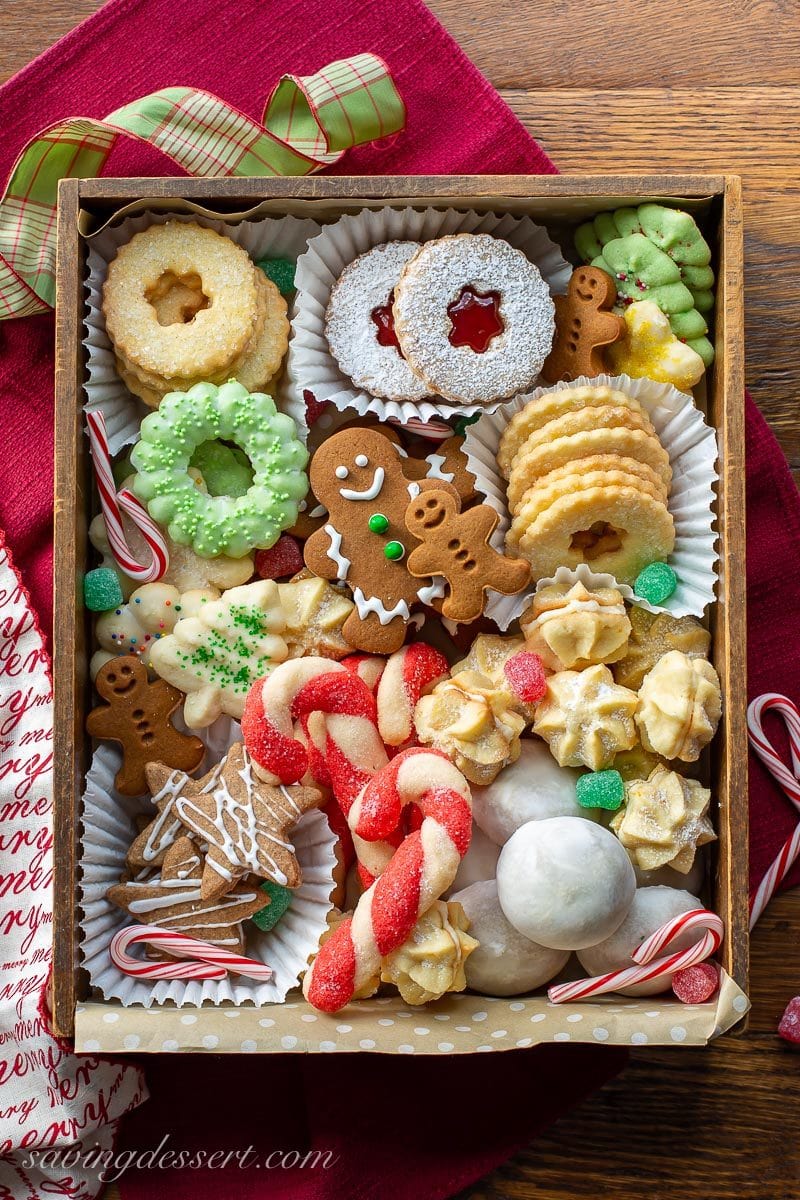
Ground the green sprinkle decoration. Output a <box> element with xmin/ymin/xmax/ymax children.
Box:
<box><xmin>576</xmin><ymin>769</ymin><xmax>625</xmax><ymax>811</ymax></box>
<box><xmin>635</xmin><ymin>561</ymin><xmax>678</xmax><ymax>606</ymax></box>
<box><xmin>368</xmin><ymin>512</ymin><xmax>390</xmax><ymax>534</ymax></box>
<box><xmin>384</xmin><ymin>540</ymin><xmax>405</xmax><ymax>561</ymax></box>
<box><xmin>83</xmin><ymin>567</ymin><xmax>124</xmax><ymax>612</ymax></box>
<box><xmin>256</xmin><ymin>256</ymin><xmax>296</xmax><ymax>297</ymax></box>
<box><xmin>251</xmin><ymin>881</ymin><xmax>293</xmax><ymax>932</ymax></box>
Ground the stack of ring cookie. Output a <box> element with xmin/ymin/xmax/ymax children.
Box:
<box><xmin>325</xmin><ymin>233</ymin><xmax>555</xmax><ymax>407</ymax></box>
<box><xmin>103</xmin><ymin>222</ymin><xmax>289</xmax><ymax>408</ymax></box>
<box><xmin>498</xmin><ymin>384</ymin><xmax>675</xmax><ymax>584</ymax></box>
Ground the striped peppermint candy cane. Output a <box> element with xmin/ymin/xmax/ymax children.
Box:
<box><xmin>303</xmin><ymin>747</ymin><xmax>472</xmax><ymax>1012</ymax></box>
<box><xmin>110</xmin><ymin>923</ymin><xmax>274</xmax><ymax>981</ymax></box>
<box><xmin>548</xmin><ymin>909</ymin><xmax>724</xmax><ymax>1004</ymax></box>
<box><xmin>87</xmin><ymin>410</ymin><xmax>169</xmax><ymax>582</ymax></box>
<box><xmin>747</xmin><ymin>692</ymin><xmax>800</xmax><ymax>929</ymax></box>
<box><xmin>387</xmin><ymin>415</ymin><xmax>453</xmax><ymax>442</ymax></box>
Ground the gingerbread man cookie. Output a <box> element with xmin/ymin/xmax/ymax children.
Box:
<box><xmin>541</xmin><ymin>266</ymin><xmax>625</xmax><ymax>384</ymax></box>
<box><xmin>405</xmin><ymin>490</ymin><xmax>531</xmax><ymax>622</ymax></box>
<box><xmin>86</xmin><ymin>656</ymin><xmax>205</xmax><ymax>796</ymax></box>
<box><xmin>407</xmin><ymin>434</ymin><xmax>477</xmax><ymax>504</ymax></box>
<box><xmin>304</xmin><ymin>428</ymin><xmax>454</xmax><ymax>654</ymax></box>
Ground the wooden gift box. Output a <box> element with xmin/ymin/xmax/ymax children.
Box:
<box><xmin>52</xmin><ymin>176</ymin><xmax>748</xmax><ymax>1052</ymax></box>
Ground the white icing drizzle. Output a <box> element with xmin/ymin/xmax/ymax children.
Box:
<box><xmin>352</xmin><ymin>586</ymin><xmax>411</xmax><ymax>625</ymax></box>
<box><xmin>407</xmin><ymin>480</ymin><xmax>421</xmax><ymax>500</ymax></box>
<box><xmin>308</xmin><ymin>503</ymin><xmax>328</xmax><ymax>518</ymax></box>
<box><xmin>417</xmin><ymin>577</ymin><xmax>446</xmax><ymax>606</ymax></box>
<box><xmin>324</xmin><ymin>524</ymin><xmax>351</xmax><ymax>581</ymax></box>
<box><xmin>340</xmin><ymin>467</ymin><xmax>385</xmax><ymax>501</ymax></box>
<box><xmin>425</xmin><ymin>452</ymin><xmax>455</xmax><ymax>483</ymax></box>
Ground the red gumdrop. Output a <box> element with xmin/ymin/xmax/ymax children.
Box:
<box><xmin>778</xmin><ymin>996</ymin><xmax>800</xmax><ymax>1046</ymax></box>
<box><xmin>303</xmin><ymin>389</ymin><xmax>329</xmax><ymax>427</ymax></box>
<box><xmin>255</xmin><ymin>535</ymin><xmax>304</xmax><ymax>580</ymax></box>
<box><xmin>504</xmin><ymin>651</ymin><xmax>547</xmax><ymax>703</ymax></box>
<box><xmin>671</xmin><ymin>961</ymin><xmax>720</xmax><ymax>1005</ymax></box>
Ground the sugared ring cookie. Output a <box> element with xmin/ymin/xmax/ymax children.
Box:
<box><xmin>325</xmin><ymin>242</ymin><xmax>430</xmax><ymax>402</ymax></box>
<box><xmin>392</xmin><ymin>234</ymin><xmax>555</xmax><ymax>405</ymax></box>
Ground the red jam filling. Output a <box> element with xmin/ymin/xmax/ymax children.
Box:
<box><xmin>447</xmin><ymin>286</ymin><xmax>503</xmax><ymax>352</ymax></box>
<box><xmin>371</xmin><ymin>289</ymin><xmax>404</xmax><ymax>355</ymax></box>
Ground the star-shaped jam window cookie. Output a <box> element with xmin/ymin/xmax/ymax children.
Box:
<box><xmin>147</xmin><ymin>742</ymin><xmax>323</xmax><ymax>901</ymax></box>
<box><xmin>108</xmin><ymin>837</ymin><xmax>265</xmax><ymax>954</ymax></box>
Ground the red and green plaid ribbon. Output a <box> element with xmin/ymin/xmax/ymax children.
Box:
<box><xmin>0</xmin><ymin>53</ymin><xmax>405</xmax><ymax>320</ymax></box>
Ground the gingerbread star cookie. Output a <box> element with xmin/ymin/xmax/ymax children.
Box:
<box><xmin>151</xmin><ymin>742</ymin><xmax>323</xmax><ymax>900</ymax></box>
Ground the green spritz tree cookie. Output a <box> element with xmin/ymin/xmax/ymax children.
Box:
<box><xmin>575</xmin><ymin>203</ymin><xmax>715</xmax><ymax>366</ymax></box>
<box><xmin>131</xmin><ymin>380</ymin><xmax>309</xmax><ymax>559</ymax></box>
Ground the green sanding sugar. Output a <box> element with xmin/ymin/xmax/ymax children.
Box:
<box><xmin>83</xmin><ymin>567</ymin><xmax>124</xmax><ymax>612</ymax></box>
<box><xmin>576</xmin><ymin>769</ymin><xmax>625</xmax><ymax>811</ymax></box>
<box><xmin>634</xmin><ymin>561</ymin><xmax>678</xmax><ymax>606</ymax></box>
<box><xmin>251</xmin><ymin>881</ymin><xmax>293</xmax><ymax>932</ymax></box>
<box><xmin>256</xmin><ymin>256</ymin><xmax>296</xmax><ymax>297</ymax></box>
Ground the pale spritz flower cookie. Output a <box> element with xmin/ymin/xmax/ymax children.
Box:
<box><xmin>497</xmin><ymin>384</ymin><xmax>676</xmax><ymax>585</ymax></box>
<box><xmin>392</xmin><ymin>233</ymin><xmax>555</xmax><ymax>405</ymax></box>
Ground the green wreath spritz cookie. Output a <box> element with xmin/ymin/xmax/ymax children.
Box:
<box><xmin>575</xmin><ymin>204</ymin><xmax>715</xmax><ymax>367</ymax></box>
<box><xmin>131</xmin><ymin>380</ymin><xmax>308</xmax><ymax>559</ymax></box>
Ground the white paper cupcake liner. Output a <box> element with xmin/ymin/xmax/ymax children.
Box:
<box><xmin>463</xmin><ymin>373</ymin><xmax>719</xmax><ymax>626</ymax></box>
<box><xmin>286</xmin><ymin>206</ymin><xmax>572</xmax><ymax>433</ymax></box>
<box><xmin>79</xmin><ymin>722</ymin><xmax>337</xmax><ymax>1008</ymax></box>
<box><xmin>84</xmin><ymin>211</ymin><xmax>323</xmax><ymax>455</ymax></box>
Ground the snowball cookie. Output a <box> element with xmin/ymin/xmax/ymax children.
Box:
<box><xmin>497</xmin><ymin>817</ymin><xmax>636</xmax><ymax>950</ymax></box>
<box><xmin>471</xmin><ymin>739</ymin><xmax>589</xmax><ymax>846</ymax></box>
<box><xmin>577</xmin><ymin>886</ymin><xmax>704</xmax><ymax>996</ymax></box>
<box><xmin>634</xmin><ymin>854</ymin><xmax>705</xmax><ymax>895</ymax></box>
<box><xmin>447</xmin><ymin>824</ymin><xmax>501</xmax><ymax>895</ymax></box>
<box><xmin>451</xmin><ymin>881</ymin><xmax>570</xmax><ymax>996</ymax></box>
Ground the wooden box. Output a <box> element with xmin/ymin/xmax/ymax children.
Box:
<box><xmin>52</xmin><ymin>175</ymin><xmax>748</xmax><ymax>1051</ymax></box>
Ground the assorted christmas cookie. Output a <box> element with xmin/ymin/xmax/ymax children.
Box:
<box><xmin>81</xmin><ymin>203</ymin><xmax>724</xmax><ymax>1022</ymax></box>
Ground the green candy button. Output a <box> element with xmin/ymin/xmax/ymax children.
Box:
<box><xmin>368</xmin><ymin>512</ymin><xmax>390</xmax><ymax>534</ymax></box>
<box><xmin>635</xmin><ymin>561</ymin><xmax>678</xmax><ymax>606</ymax></box>
<box><xmin>384</xmin><ymin>540</ymin><xmax>405</xmax><ymax>561</ymax></box>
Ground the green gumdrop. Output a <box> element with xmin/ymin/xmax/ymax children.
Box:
<box><xmin>637</xmin><ymin>204</ymin><xmax>712</xmax><ymax>268</ymax></box>
<box><xmin>84</xmin><ymin>567</ymin><xmax>124</xmax><ymax>612</ymax></box>
<box><xmin>634</xmin><ymin>561</ymin><xmax>678</xmax><ymax>605</ymax></box>
<box><xmin>251</xmin><ymin>881</ymin><xmax>293</xmax><ymax>932</ymax></box>
<box><xmin>190</xmin><ymin>440</ymin><xmax>255</xmax><ymax>498</ymax></box>
<box><xmin>576</xmin><ymin>769</ymin><xmax>625</xmax><ymax>811</ymax></box>
<box><xmin>574</xmin><ymin>221</ymin><xmax>603</xmax><ymax>262</ymax></box>
<box><xmin>256</xmin><ymin>256</ymin><xmax>296</xmax><ymax>297</ymax></box>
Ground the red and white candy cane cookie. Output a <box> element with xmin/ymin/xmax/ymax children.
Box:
<box><xmin>110</xmin><ymin>923</ymin><xmax>274</xmax><ymax>982</ymax></box>
<box><xmin>325</xmin><ymin>242</ymin><xmax>430</xmax><ymax>403</ymax></box>
<box><xmin>376</xmin><ymin>642</ymin><xmax>449</xmax><ymax>747</ymax></box>
<box><xmin>392</xmin><ymin>234</ymin><xmax>555</xmax><ymax>406</ymax></box>
<box><xmin>303</xmin><ymin>746</ymin><xmax>472</xmax><ymax>1012</ymax></box>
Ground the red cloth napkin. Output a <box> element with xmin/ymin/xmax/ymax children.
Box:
<box><xmin>0</xmin><ymin>0</ymin><xmax>795</xmax><ymax>1195</ymax></box>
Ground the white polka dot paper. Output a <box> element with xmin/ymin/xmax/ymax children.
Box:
<box><xmin>73</xmin><ymin>969</ymin><xmax>749</xmax><ymax>1054</ymax></box>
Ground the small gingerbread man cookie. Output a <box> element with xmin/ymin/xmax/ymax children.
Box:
<box><xmin>86</xmin><ymin>656</ymin><xmax>205</xmax><ymax>795</ymax></box>
<box><xmin>304</xmin><ymin>428</ymin><xmax>455</xmax><ymax>653</ymax></box>
<box><xmin>405</xmin><ymin>490</ymin><xmax>531</xmax><ymax>622</ymax></box>
<box><xmin>541</xmin><ymin>266</ymin><xmax>625</xmax><ymax>384</ymax></box>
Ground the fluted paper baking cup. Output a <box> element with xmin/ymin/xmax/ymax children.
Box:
<box><xmin>286</xmin><ymin>206</ymin><xmax>572</xmax><ymax>432</ymax></box>
<box><xmin>79</xmin><ymin>725</ymin><xmax>337</xmax><ymax>1008</ymax></box>
<box><xmin>463</xmin><ymin>373</ymin><xmax>719</xmax><ymax>626</ymax></box>
<box><xmin>84</xmin><ymin>211</ymin><xmax>322</xmax><ymax>455</ymax></box>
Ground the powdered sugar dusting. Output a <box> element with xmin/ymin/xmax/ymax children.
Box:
<box><xmin>393</xmin><ymin>234</ymin><xmax>555</xmax><ymax>404</ymax></box>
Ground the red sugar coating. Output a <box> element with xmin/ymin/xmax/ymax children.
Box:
<box><xmin>305</xmin><ymin>919</ymin><xmax>358</xmax><ymax>1013</ymax></box>
<box><xmin>343</xmin><ymin>653</ymin><xmax>385</xmax><ymax>693</ymax></box>
<box><xmin>255</xmin><ymin>535</ymin><xmax>304</xmax><ymax>580</ymax></box>
<box><xmin>294</xmin><ymin>671</ymin><xmax>377</xmax><ymax>725</ymax></box>
<box><xmin>325</xmin><ymin>735</ymin><xmax>379</xmax><ymax>812</ymax></box>
<box><xmin>322</xmin><ymin>797</ymin><xmax>355</xmax><ymax>872</ymax></box>
<box><xmin>371</xmin><ymin>834</ymin><xmax>424</xmax><ymax>956</ymax></box>
<box><xmin>417</xmin><ymin>787</ymin><xmax>473</xmax><ymax>856</ymax></box>
<box><xmin>303</xmin><ymin>388</ymin><xmax>328</xmax><ymax>427</ymax></box>
<box><xmin>402</xmin><ymin>642</ymin><xmax>449</xmax><ymax>707</ymax></box>
<box><xmin>504</xmin><ymin>651</ymin><xmax>547</xmax><ymax>704</ymax></box>
<box><xmin>241</xmin><ymin>678</ymin><xmax>307</xmax><ymax>782</ymax></box>
<box><xmin>671</xmin><ymin>961</ymin><xmax>720</xmax><ymax>1005</ymax></box>
<box><xmin>356</xmin><ymin>759</ymin><xmax>406</xmax><ymax>841</ymax></box>
<box><xmin>778</xmin><ymin>996</ymin><xmax>800</xmax><ymax>1046</ymax></box>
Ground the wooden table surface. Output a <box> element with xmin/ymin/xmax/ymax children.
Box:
<box><xmin>3</xmin><ymin>3</ymin><xmax>799</xmax><ymax>1198</ymax></box>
